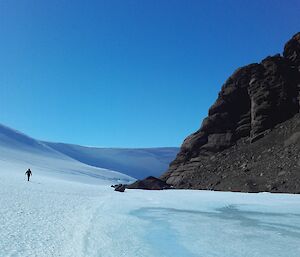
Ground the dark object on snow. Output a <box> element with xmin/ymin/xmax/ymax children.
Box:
<box><xmin>127</xmin><ymin>176</ymin><xmax>171</xmax><ymax>190</ymax></box>
<box><xmin>114</xmin><ymin>184</ymin><xmax>126</xmax><ymax>192</ymax></box>
<box><xmin>161</xmin><ymin>32</ymin><xmax>300</xmax><ymax>193</ymax></box>
<box><xmin>25</xmin><ymin>168</ymin><xmax>32</xmax><ymax>182</ymax></box>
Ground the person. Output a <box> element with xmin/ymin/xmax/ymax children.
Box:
<box><xmin>25</xmin><ymin>168</ymin><xmax>32</xmax><ymax>181</ymax></box>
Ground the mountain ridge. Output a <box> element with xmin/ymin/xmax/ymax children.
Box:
<box><xmin>161</xmin><ymin>32</ymin><xmax>300</xmax><ymax>193</ymax></box>
<box><xmin>43</xmin><ymin>141</ymin><xmax>178</xmax><ymax>179</ymax></box>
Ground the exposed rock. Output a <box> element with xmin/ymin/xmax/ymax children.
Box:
<box><xmin>161</xmin><ymin>32</ymin><xmax>300</xmax><ymax>193</ymax></box>
<box><xmin>284</xmin><ymin>32</ymin><xmax>300</xmax><ymax>71</ymax></box>
<box><xmin>127</xmin><ymin>176</ymin><xmax>171</xmax><ymax>190</ymax></box>
<box><xmin>202</xmin><ymin>132</ymin><xmax>234</xmax><ymax>152</ymax></box>
<box><xmin>114</xmin><ymin>184</ymin><xmax>126</xmax><ymax>192</ymax></box>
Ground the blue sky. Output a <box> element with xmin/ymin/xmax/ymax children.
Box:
<box><xmin>0</xmin><ymin>0</ymin><xmax>299</xmax><ymax>147</ymax></box>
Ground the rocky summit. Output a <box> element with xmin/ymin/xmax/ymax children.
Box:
<box><xmin>161</xmin><ymin>32</ymin><xmax>300</xmax><ymax>193</ymax></box>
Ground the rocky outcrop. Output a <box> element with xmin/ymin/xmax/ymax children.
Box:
<box><xmin>127</xmin><ymin>176</ymin><xmax>171</xmax><ymax>190</ymax></box>
<box><xmin>284</xmin><ymin>32</ymin><xmax>300</xmax><ymax>71</ymax></box>
<box><xmin>161</xmin><ymin>32</ymin><xmax>300</xmax><ymax>193</ymax></box>
<box><xmin>112</xmin><ymin>184</ymin><xmax>126</xmax><ymax>193</ymax></box>
<box><xmin>112</xmin><ymin>184</ymin><xmax>126</xmax><ymax>192</ymax></box>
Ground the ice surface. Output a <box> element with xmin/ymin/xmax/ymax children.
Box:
<box><xmin>1</xmin><ymin>174</ymin><xmax>300</xmax><ymax>257</ymax></box>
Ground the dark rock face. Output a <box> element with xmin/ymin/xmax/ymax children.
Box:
<box><xmin>284</xmin><ymin>32</ymin><xmax>300</xmax><ymax>71</ymax></box>
<box><xmin>127</xmin><ymin>176</ymin><xmax>171</xmax><ymax>190</ymax></box>
<box><xmin>161</xmin><ymin>32</ymin><xmax>300</xmax><ymax>193</ymax></box>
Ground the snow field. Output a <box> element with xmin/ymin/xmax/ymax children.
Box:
<box><xmin>1</xmin><ymin>172</ymin><xmax>300</xmax><ymax>257</ymax></box>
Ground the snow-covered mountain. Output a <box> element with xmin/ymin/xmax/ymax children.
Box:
<box><xmin>43</xmin><ymin>142</ymin><xmax>179</xmax><ymax>179</ymax></box>
<box><xmin>0</xmin><ymin>123</ymin><xmax>178</xmax><ymax>180</ymax></box>
<box><xmin>0</xmin><ymin>123</ymin><xmax>133</xmax><ymax>184</ymax></box>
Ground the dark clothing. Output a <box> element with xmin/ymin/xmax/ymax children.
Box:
<box><xmin>25</xmin><ymin>169</ymin><xmax>32</xmax><ymax>181</ymax></box>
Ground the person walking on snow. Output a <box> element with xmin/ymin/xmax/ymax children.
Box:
<box><xmin>25</xmin><ymin>168</ymin><xmax>32</xmax><ymax>181</ymax></box>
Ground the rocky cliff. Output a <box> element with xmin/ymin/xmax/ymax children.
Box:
<box><xmin>161</xmin><ymin>32</ymin><xmax>300</xmax><ymax>193</ymax></box>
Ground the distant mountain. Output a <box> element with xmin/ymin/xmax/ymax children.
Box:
<box><xmin>0</xmin><ymin>123</ymin><xmax>178</xmax><ymax>180</ymax></box>
<box><xmin>43</xmin><ymin>142</ymin><xmax>179</xmax><ymax>179</ymax></box>
<box><xmin>0</xmin><ymin>123</ymin><xmax>133</xmax><ymax>184</ymax></box>
<box><xmin>161</xmin><ymin>32</ymin><xmax>300</xmax><ymax>193</ymax></box>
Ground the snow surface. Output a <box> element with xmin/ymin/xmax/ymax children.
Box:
<box><xmin>1</xmin><ymin>124</ymin><xmax>300</xmax><ymax>257</ymax></box>
<box><xmin>1</xmin><ymin>171</ymin><xmax>300</xmax><ymax>257</ymax></box>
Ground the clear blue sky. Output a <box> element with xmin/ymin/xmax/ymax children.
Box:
<box><xmin>0</xmin><ymin>0</ymin><xmax>299</xmax><ymax>147</ymax></box>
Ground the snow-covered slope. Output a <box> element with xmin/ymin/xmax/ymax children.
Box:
<box><xmin>0</xmin><ymin>124</ymin><xmax>133</xmax><ymax>184</ymax></box>
<box><xmin>0</xmin><ymin>123</ymin><xmax>178</xmax><ymax>180</ymax></box>
<box><xmin>44</xmin><ymin>142</ymin><xmax>179</xmax><ymax>179</ymax></box>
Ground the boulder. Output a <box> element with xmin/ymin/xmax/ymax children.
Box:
<box><xmin>114</xmin><ymin>184</ymin><xmax>126</xmax><ymax>192</ymax></box>
<box><xmin>127</xmin><ymin>176</ymin><xmax>171</xmax><ymax>190</ymax></box>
